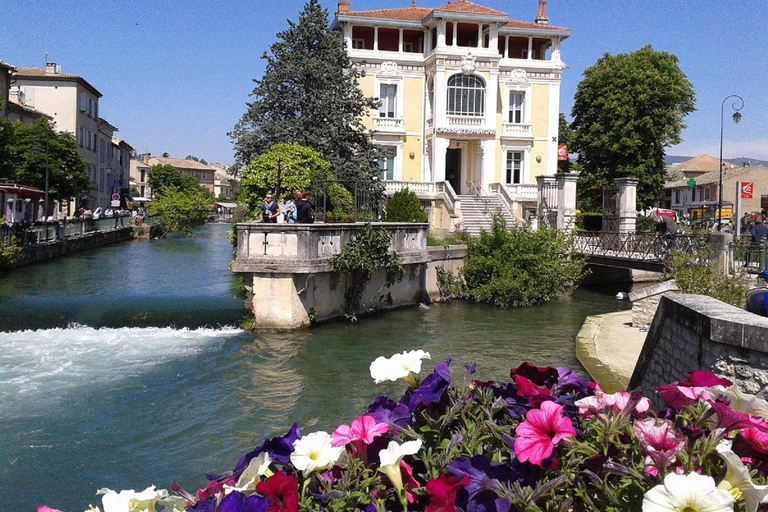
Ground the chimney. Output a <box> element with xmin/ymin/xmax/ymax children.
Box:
<box><xmin>45</xmin><ymin>62</ymin><xmax>57</xmax><ymax>75</ymax></box>
<box><xmin>142</xmin><ymin>153</ymin><xmax>150</xmax><ymax>164</ymax></box>
<box><xmin>336</xmin><ymin>1</ymin><xmax>350</xmax><ymax>14</ymax></box>
<box><xmin>535</xmin><ymin>0</ymin><xmax>548</xmax><ymax>25</ymax></box>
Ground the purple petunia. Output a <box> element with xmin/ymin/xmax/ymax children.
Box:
<box><xmin>219</xmin><ymin>491</ymin><xmax>270</xmax><ymax>512</ymax></box>
<box><xmin>233</xmin><ymin>423</ymin><xmax>301</xmax><ymax>479</ymax></box>
<box><xmin>406</xmin><ymin>358</ymin><xmax>452</xmax><ymax>412</ymax></box>
<box><xmin>367</xmin><ymin>396</ymin><xmax>412</xmax><ymax>430</ymax></box>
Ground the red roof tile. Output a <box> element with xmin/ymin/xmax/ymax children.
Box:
<box><xmin>504</xmin><ymin>19</ymin><xmax>569</xmax><ymax>31</ymax></box>
<box><xmin>341</xmin><ymin>6</ymin><xmax>432</xmax><ymax>21</ymax></box>
<box><xmin>434</xmin><ymin>0</ymin><xmax>506</xmax><ymax>16</ymax></box>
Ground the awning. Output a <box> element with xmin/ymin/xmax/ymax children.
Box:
<box><xmin>132</xmin><ymin>197</ymin><xmax>152</xmax><ymax>202</ymax></box>
<box><xmin>217</xmin><ymin>202</ymin><xmax>237</xmax><ymax>208</ymax></box>
<box><xmin>0</xmin><ymin>183</ymin><xmax>45</xmax><ymax>198</ymax></box>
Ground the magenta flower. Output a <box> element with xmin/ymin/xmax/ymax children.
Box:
<box><xmin>633</xmin><ymin>418</ymin><xmax>686</xmax><ymax>474</ymax></box>
<box><xmin>657</xmin><ymin>384</ymin><xmax>711</xmax><ymax>409</ymax></box>
<box><xmin>514</xmin><ymin>400</ymin><xmax>576</xmax><ymax>465</ymax></box>
<box><xmin>682</xmin><ymin>370</ymin><xmax>732</xmax><ymax>388</ymax></box>
<box><xmin>331</xmin><ymin>414</ymin><xmax>388</xmax><ymax>462</ymax></box>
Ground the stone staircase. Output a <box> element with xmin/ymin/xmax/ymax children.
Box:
<box><xmin>458</xmin><ymin>194</ymin><xmax>519</xmax><ymax>237</ymax></box>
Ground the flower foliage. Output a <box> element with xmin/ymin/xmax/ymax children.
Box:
<box><xmin>51</xmin><ymin>354</ymin><xmax>768</xmax><ymax>512</ymax></box>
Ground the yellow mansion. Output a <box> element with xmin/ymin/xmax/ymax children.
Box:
<box><xmin>332</xmin><ymin>0</ymin><xmax>570</xmax><ymax>232</ymax></box>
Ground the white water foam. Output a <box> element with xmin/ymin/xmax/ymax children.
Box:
<box><xmin>0</xmin><ymin>325</ymin><xmax>243</xmax><ymax>417</ymax></box>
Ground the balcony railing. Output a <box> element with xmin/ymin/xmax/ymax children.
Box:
<box><xmin>383</xmin><ymin>181</ymin><xmax>437</xmax><ymax>197</ymax></box>
<box><xmin>446</xmin><ymin>116</ymin><xmax>485</xmax><ymax>127</ymax></box>
<box><xmin>373</xmin><ymin>117</ymin><xmax>405</xmax><ymax>131</ymax></box>
<box><xmin>502</xmin><ymin>123</ymin><xmax>532</xmax><ymax>137</ymax></box>
<box><xmin>503</xmin><ymin>183</ymin><xmax>537</xmax><ymax>200</ymax></box>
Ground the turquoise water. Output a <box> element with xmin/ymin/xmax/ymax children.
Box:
<box><xmin>0</xmin><ymin>224</ymin><xmax>630</xmax><ymax>511</ymax></box>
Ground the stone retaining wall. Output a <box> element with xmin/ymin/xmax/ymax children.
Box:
<box><xmin>628</xmin><ymin>280</ymin><xmax>679</xmax><ymax>328</ymax></box>
<box><xmin>12</xmin><ymin>227</ymin><xmax>133</xmax><ymax>268</ymax></box>
<box><xmin>629</xmin><ymin>294</ymin><xmax>768</xmax><ymax>404</ymax></box>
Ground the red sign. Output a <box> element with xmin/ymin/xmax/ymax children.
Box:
<box><xmin>741</xmin><ymin>182</ymin><xmax>754</xmax><ymax>199</ymax></box>
<box><xmin>557</xmin><ymin>145</ymin><xmax>568</xmax><ymax>161</ymax></box>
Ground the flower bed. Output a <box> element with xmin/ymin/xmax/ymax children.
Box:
<box><xmin>41</xmin><ymin>350</ymin><xmax>768</xmax><ymax>512</ymax></box>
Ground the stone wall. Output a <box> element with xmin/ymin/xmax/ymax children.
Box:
<box><xmin>628</xmin><ymin>280</ymin><xmax>679</xmax><ymax>328</ymax></box>
<box><xmin>629</xmin><ymin>294</ymin><xmax>768</xmax><ymax>404</ymax></box>
<box><xmin>11</xmin><ymin>227</ymin><xmax>133</xmax><ymax>268</ymax></box>
<box><xmin>232</xmin><ymin>223</ymin><xmax>466</xmax><ymax>330</ymax></box>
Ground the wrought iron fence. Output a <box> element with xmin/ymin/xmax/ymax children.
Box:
<box><xmin>313</xmin><ymin>179</ymin><xmax>380</xmax><ymax>223</ymax></box>
<box><xmin>729</xmin><ymin>236</ymin><xmax>768</xmax><ymax>272</ymax></box>
<box><xmin>573</xmin><ymin>231</ymin><xmax>708</xmax><ymax>263</ymax></box>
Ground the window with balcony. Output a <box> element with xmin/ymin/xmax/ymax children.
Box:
<box><xmin>509</xmin><ymin>92</ymin><xmax>525</xmax><ymax>123</ymax></box>
<box><xmin>378</xmin><ymin>147</ymin><xmax>395</xmax><ymax>181</ymax></box>
<box><xmin>505</xmin><ymin>152</ymin><xmax>524</xmax><ymax>184</ymax></box>
<box><xmin>379</xmin><ymin>84</ymin><xmax>397</xmax><ymax>118</ymax></box>
<box><xmin>447</xmin><ymin>74</ymin><xmax>485</xmax><ymax>117</ymax></box>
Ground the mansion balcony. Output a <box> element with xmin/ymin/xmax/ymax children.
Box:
<box><xmin>373</xmin><ymin>117</ymin><xmax>405</xmax><ymax>132</ymax></box>
<box><xmin>502</xmin><ymin>122</ymin><xmax>532</xmax><ymax>138</ymax></box>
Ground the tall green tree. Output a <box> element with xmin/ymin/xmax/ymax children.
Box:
<box><xmin>147</xmin><ymin>186</ymin><xmax>211</xmax><ymax>238</ymax></box>
<box><xmin>230</xmin><ymin>0</ymin><xmax>381</xmax><ymax>188</ymax></box>
<box><xmin>0</xmin><ymin>117</ymin><xmax>90</xmax><ymax>200</ymax></box>
<box><xmin>570</xmin><ymin>46</ymin><xmax>696</xmax><ymax>210</ymax></box>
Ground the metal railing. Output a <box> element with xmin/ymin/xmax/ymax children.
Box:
<box><xmin>466</xmin><ymin>181</ymin><xmax>490</xmax><ymax>215</ymax></box>
<box><xmin>1</xmin><ymin>214</ymin><xmax>133</xmax><ymax>246</ymax></box>
<box><xmin>573</xmin><ymin>231</ymin><xmax>707</xmax><ymax>263</ymax></box>
<box><xmin>729</xmin><ymin>237</ymin><xmax>768</xmax><ymax>273</ymax></box>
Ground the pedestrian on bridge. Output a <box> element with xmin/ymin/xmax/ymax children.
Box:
<box><xmin>655</xmin><ymin>213</ymin><xmax>678</xmax><ymax>255</ymax></box>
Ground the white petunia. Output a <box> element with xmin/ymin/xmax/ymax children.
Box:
<box><xmin>716</xmin><ymin>440</ymin><xmax>768</xmax><ymax>512</ymax></box>
<box><xmin>710</xmin><ymin>385</ymin><xmax>768</xmax><ymax>420</ymax></box>
<box><xmin>224</xmin><ymin>451</ymin><xmax>273</xmax><ymax>494</ymax></box>
<box><xmin>369</xmin><ymin>350</ymin><xmax>431</xmax><ymax>385</ymax></box>
<box><xmin>291</xmin><ymin>431</ymin><xmax>344</xmax><ymax>477</ymax></box>
<box><xmin>378</xmin><ymin>439</ymin><xmax>423</xmax><ymax>493</ymax></box>
<box><xmin>96</xmin><ymin>486</ymin><xmax>183</xmax><ymax>512</ymax></box>
<box><xmin>643</xmin><ymin>472</ymin><xmax>734</xmax><ymax>512</ymax></box>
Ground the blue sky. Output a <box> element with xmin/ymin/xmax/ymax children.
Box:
<box><xmin>2</xmin><ymin>0</ymin><xmax>766</xmax><ymax>165</ymax></box>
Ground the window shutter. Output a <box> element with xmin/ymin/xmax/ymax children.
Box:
<box><xmin>79</xmin><ymin>92</ymin><xmax>87</xmax><ymax>112</ymax></box>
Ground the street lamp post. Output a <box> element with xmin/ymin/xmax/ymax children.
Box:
<box><xmin>718</xmin><ymin>95</ymin><xmax>744</xmax><ymax>227</ymax></box>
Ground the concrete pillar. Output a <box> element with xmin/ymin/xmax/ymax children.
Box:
<box><xmin>399</xmin><ymin>29</ymin><xmax>403</xmax><ymax>52</ymax></box>
<box><xmin>480</xmin><ymin>139</ymin><xmax>496</xmax><ymax>191</ymax></box>
<box><xmin>476</xmin><ymin>24</ymin><xmax>482</xmax><ymax>48</ymax></box>
<box><xmin>433</xmin><ymin>137</ymin><xmax>449</xmax><ymax>183</ymax></box>
<box><xmin>614</xmin><ymin>177</ymin><xmax>638</xmax><ymax>233</ymax></box>
<box><xmin>437</xmin><ymin>21</ymin><xmax>446</xmax><ymax>48</ymax></box>
<box><xmin>374</xmin><ymin>27</ymin><xmax>379</xmax><ymax>51</ymax></box>
<box><xmin>709</xmin><ymin>233</ymin><xmax>733</xmax><ymax>272</ymax></box>
<box><xmin>251</xmin><ymin>274</ymin><xmax>310</xmax><ymax>330</ymax></box>
<box><xmin>556</xmin><ymin>172</ymin><xmax>578</xmax><ymax>231</ymax></box>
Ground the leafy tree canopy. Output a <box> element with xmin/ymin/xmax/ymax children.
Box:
<box><xmin>240</xmin><ymin>143</ymin><xmax>330</xmax><ymax>217</ymax></box>
<box><xmin>570</xmin><ymin>45</ymin><xmax>696</xmax><ymax>210</ymax></box>
<box><xmin>230</xmin><ymin>0</ymin><xmax>381</xmax><ymax>188</ymax></box>
<box><xmin>185</xmin><ymin>155</ymin><xmax>208</xmax><ymax>165</ymax></box>
<box><xmin>147</xmin><ymin>164</ymin><xmax>200</xmax><ymax>196</ymax></box>
<box><xmin>147</xmin><ymin>186</ymin><xmax>211</xmax><ymax>238</ymax></box>
<box><xmin>0</xmin><ymin>117</ymin><xmax>90</xmax><ymax>200</ymax></box>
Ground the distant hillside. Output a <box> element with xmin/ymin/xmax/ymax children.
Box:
<box><xmin>666</xmin><ymin>155</ymin><xmax>768</xmax><ymax>167</ymax></box>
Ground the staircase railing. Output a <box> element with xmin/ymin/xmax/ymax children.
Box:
<box><xmin>466</xmin><ymin>181</ymin><xmax>490</xmax><ymax>215</ymax></box>
<box><xmin>436</xmin><ymin>181</ymin><xmax>460</xmax><ymax>212</ymax></box>
<box><xmin>488</xmin><ymin>182</ymin><xmax>521</xmax><ymax>222</ymax></box>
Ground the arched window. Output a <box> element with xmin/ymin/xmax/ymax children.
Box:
<box><xmin>447</xmin><ymin>74</ymin><xmax>485</xmax><ymax>117</ymax></box>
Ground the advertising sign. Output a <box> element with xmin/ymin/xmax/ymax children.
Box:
<box><xmin>741</xmin><ymin>182</ymin><xmax>754</xmax><ymax>199</ymax></box>
<box><xmin>557</xmin><ymin>145</ymin><xmax>568</xmax><ymax>161</ymax></box>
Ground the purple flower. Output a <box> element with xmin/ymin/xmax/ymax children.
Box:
<box><xmin>490</xmin><ymin>383</ymin><xmax>531</xmax><ymax>419</ymax></box>
<box><xmin>187</xmin><ymin>497</ymin><xmax>217</xmax><ymax>512</ymax></box>
<box><xmin>233</xmin><ymin>424</ymin><xmax>301</xmax><ymax>479</ymax></box>
<box><xmin>367</xmin><ymin>396</ymin><xmax>411</xmax><ymax>429</ymax></box>
<box><xmin>551</xmin><ymin>367</ymin><xmax>588</xmax><ymax>397</ymax></box>
<box><xmin>447</xmin><ymin>455</ymin><xmax>533</xmax><ymax>497</ymax></box>
<box><xmin>220</xmin><ymin>491</ymin><xmax>270</xmax><ymax>512</ymax></box>
<box><xmin>407</xmin><ymin>359</ymin><xmax>452</xmax><ymax>411</ymax></box>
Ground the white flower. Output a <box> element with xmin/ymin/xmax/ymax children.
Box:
<box><xmin>97</xmin><ymin>486</ymin><xmax>184</xmax><ymax>512</ymax></box>
<box><xmin>643</xmin><ymin>472</ymin><xmax>734</xmax><ymax>512</ymax></box>
<box><xmin>290</xmin><ymin>431</ymin><xmax>344</xmax><ymax>477</ymax></box>
<box><xmin>710</xmin><ymin>385</ymin><xmax>768</xmax><ymax>420</ymax></box>
<box><xmin>369</xmin><ymin>350</ymin><xmax>431</xmax><ymax>385</ymax></box>
<box><xmin>716</xmin><ymin>440</ymin><xmax>768</xmax><ymax>512</ymax></box>
<box><xmin>378</xmin><ymin>439</ymin><xmax>423</xmax><ymax>492</ymax></box>
<box><xmin>224</xmin><ymin>451</ymin><xmax>272</xmax><ymax>494</ymax></box>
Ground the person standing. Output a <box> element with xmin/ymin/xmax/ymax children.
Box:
<box><xmin>751</xmin><ymin>215</ymin><xmax>768</xmax><ymax>244</ymax></box>
<box><xmin>283</xmin><ymin>190</ymin><xmax>300</xmax><ymax>223</ymax></box>
<box><xmin>655</xmin><ymin>213</ymin><xmax>679</xmax><ymax>256</ymax></box>
<box><xmin>259</xmin><ymin>193</ymin><xmax>280</xmax><ymax>223</ymax></box>
<box><xmin>295</xmin><ymin>190</ymin><xmax>314</xmax><ymax>224</ymax></box>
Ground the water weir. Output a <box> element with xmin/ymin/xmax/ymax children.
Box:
<box><xmin>231</xmin><ymin>222</ymin><xmax>464</xmax><ymax>330</ymax></box>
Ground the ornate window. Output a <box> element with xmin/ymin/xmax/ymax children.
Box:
<box><xmin>506</xmin><ymin>151</ymin><xmax>524</xmax><ymax>184</ymax></box>
<box><xmin>378</xmin><ymin>147</ymin><xmax>396</xmax><ymax>181</ymax></box>
<box><xmin>446</xmin><ymin>74</ymin><xmax>485</xmax><ymax>117</ymax></box>
<box><xmin>509</xmin><ymin>92</ymin><xmax>525</xmax><ymax>123</ymax></box>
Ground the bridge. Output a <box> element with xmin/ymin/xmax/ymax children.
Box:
<box><xmin>573</xmin><ymin>231</ymin><xmax>767</xmax><ymax>274</ymax></box>
<box><xmin>573</xmin><ymin>231</ymin><xmax>706</xmax><ymax>273</ymax></box>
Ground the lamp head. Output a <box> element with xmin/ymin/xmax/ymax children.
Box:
<box><xmin>30</xmin><ymin>144</ymin><xmax>40</xmax><ymax>157</ymax></box>
<box><xmin>733</xmin><ymin>111</ymin><xmax>742</xmax><ymax>124</ymax></box>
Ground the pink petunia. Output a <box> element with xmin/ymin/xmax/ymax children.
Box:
<box><xmin>400</xmin><ymin>461</ymin><xmax>421</xmax><ymax>504</ymax></box>
<box><xmin>575</xmin><ymin>392</ymin><xmax>606</xmax><ymax>418</ymax></box>
<box><xmin>514</xmin><ymin>401</ymin><xmax>576</xmax><ymax>466</ymax></box>
<box><xmin>331</xmin><ymin>414</ymin><xmax>389</xmax><ymax>447</ymax></box>
<box><xmin>605</xmin><ymin>391</ymin><xmax>651</xmax><ymax>415</ymax></box>
<box><xmin>36</xmin><ymin>508</ymin><xmax>66</xmax><ymax>512</ymax></box>
<box><xmin>633</xmin><ymin>418</ymin><xmax>686</xmax><ymax>473</ymax></box>
<box><xmin>657</xmin><ymin>384</ymin><xmax>711</xmax><ymax>409</ymax></box>
<box><xmin>740</xmin><ymin>427</ymin><xmax>768</xmax><ymax>454</ymax></box>
<box><xmin>682</xmin><ymin>370</ymin><xmax>732</xmax><ymax>388</ymax></box>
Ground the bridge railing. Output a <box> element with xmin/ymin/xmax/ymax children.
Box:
<box><xmin>573</xmin><ymin>231</ymin><xmax>707</xmax><ymax>263</ymax></box>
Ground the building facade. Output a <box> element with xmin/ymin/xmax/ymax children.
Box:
<box><xmin>146</xmin><ymin>156</ymin><xmax>216</xmax><ymax>194</ymax></box>
<box><xmin>332</xmin><ymin>0</ymin><xmax>569</xmax><ymax>227</ymax></box>
<box><xmin>11</xmin><ymin>63</ymin><xmax>126</xmax><ymax>213</ymax></box>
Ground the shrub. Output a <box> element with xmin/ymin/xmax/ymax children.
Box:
<box><xmin>668</xmin><ymin>248</ymin><xmax>749</xmax><ymax>307</ymax></box>
<box><xmin>577</xmin><ymin>211</ymin><xmax>602</xmax><ymax>231</ymax></box>
<box><xmin>326</xmin><ymin>182</ymin><xmax>354</xmax><ymax>214</ymax></box>
<box><xmin>461</xmin><ymin>213</ymin><xmax>587</xmax><ymax>307</ymax></box>
<box><xmin>637</xmin><ymin>215</ymin><xmax>656</xmax><ymax>233</ymax></box>
<box><xmin>383</xmin><ymin>188</ymin><xmax>428</xmax><ymax>223</ymax></box>
<box><xmin>0</xmin><ymin>236</ymin><xmax>21</xmax><ymax>269</ymax></box>
<box><xmin>80</xmin><ymin>356</ymin><xmax>768</xmax><ymax>512</ymax></box>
